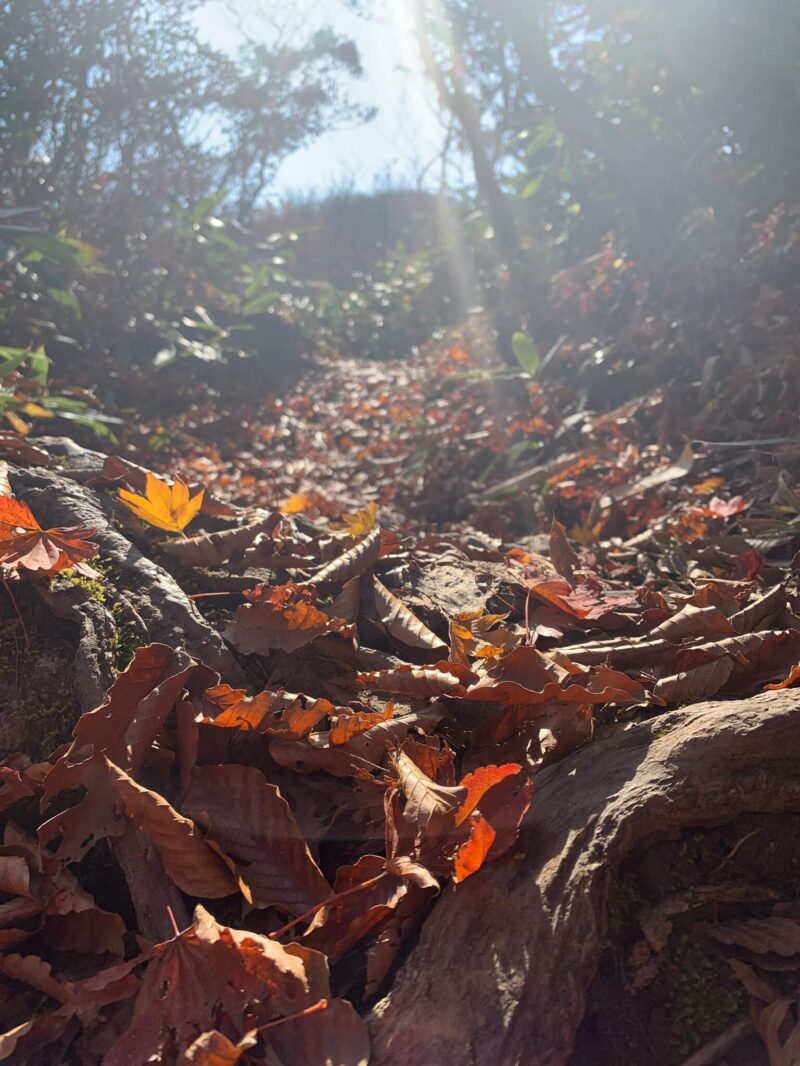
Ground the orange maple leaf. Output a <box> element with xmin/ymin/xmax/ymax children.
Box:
<box><xmin>118</xmin><ymin>473</ymin><xmax>204</xmax><ymax>533</ymax></box>
<box><xmin>0</xmin><ymin>496</ymin><xmax>99</xmax><ymax>577</ymax></box>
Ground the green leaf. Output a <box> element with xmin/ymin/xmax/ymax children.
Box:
<box><xmin>242</xmin><ymin>291</ymin><xmax>280</xmax><ymax>315</ymax></box>
<box><xmin>0</xmin><ymin>347</ymin><xmax>33</xmax><ymax>378</ymax></box>
<box><xmin>49</xmin><ymin>287</ymin><xmax>81</xmax><ymax>315</ymax></box>
<box><xmin>27</xmin><ymin>347</ymin><xmax>51</xmax><ymax>387</ymax></box>
<box><xmin>512</xmin><ymin>332</ymin><xmax>540</xmax><ymax>377</ymax></box>
<box><xmin>521</xmin><ymin>176</ymin><xmax>543</xmax><ymax>199</ymax></box>
<box><xmin>0</xmin><ymin>226</ymin><xmax>80</xmax><ymax>266</ymax></box>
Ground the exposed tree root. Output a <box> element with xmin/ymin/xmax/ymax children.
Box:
<box><xmin>368</xmin><ymin>690</ymin><xmax>800</xmax><ymax>1066</ymax></box>
<box><xmin>9</xmin><ymin>464</ymin><xmax>245</xmax><ymax>709</ymax></box>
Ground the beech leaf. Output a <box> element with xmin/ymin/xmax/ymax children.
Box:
<box><xmin>183</xmin><ymin>764</ymin><xmax>331</xmax><ymax>915</ymax></box>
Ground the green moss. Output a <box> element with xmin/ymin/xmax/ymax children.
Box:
<box><xmin>54</xmin><ymin>558</ymin><xmax>142</xmax><ymax>669</ymax></box>
<box><xmin>606</xmin><ymin>873</ymin><xmax>645</xmax><ymax>939</ymax></box>
<box><xmin>55</xmin><ymin>568</ymin><xmax>107</xmax><ymax>604</ymax></box>
<box><xmin>24</xmin><ymin>702</ymin><xmax>79</xmax><ymax>762</ymax></box>
<box><xmin>110</xmin><ymin>602</ymin><xmax>140</xmax><ymax>669</ymax></box>
<box><xmin>666</xmin><ymin>936</ymin><xmax>745</xmax><ymax>1064</ymax></box>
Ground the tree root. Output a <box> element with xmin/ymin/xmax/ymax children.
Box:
<box><xmin>9</xmin><ymin>465</ymin><xmax>245</xmax><ymax>710</ymax></box>
<box><xmin>368</xmin><ymin>690</ymin><xmax>800</xmax><ymax>1066</ymax></box>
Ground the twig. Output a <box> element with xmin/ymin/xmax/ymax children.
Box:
<box><xmin>258</xmin><ymin>998</ymin><xmax>328</xmax><ymax>1033</ymax></box>
<box><xmin>269</xmin><ymin>873</ymin><xmax>386</xmax><ymax>941</ymax></box>
<box><xmin>3</xmin><ymin>580</ymin><xmax>29</xmax><ymax>651</ymax></box>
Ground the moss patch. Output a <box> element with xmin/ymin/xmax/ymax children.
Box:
<box><xmin>665</xmin><ymin>936</ymin><xmax>745</xmax><ymax>1063</ymax></box>
<box><xmin>573</xmin><ymin>812</ymin><xmax>800</xmax><ymax>1065</ymax></box>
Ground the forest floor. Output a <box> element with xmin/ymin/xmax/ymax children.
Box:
<box><xmin>2</xmin><ymin>322</ymin><xmax>800</xmax><ymax>1064</ymax></box>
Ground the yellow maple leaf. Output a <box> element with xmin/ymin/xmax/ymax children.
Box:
<box><xmin>281</xmin><ymin>492</ymin><xmax>309</xmax><ymax>514</ymax></box>
<box><xmin>118</xmin><ymin>473</ymin><xmax>204</xmax><ymax>533</ymax></box>
<box><xmin>343</xmin><ymin>500</ymin><xmax>377</xmax><ymax>535</ymax></box>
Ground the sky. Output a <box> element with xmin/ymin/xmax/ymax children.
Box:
<box><xmin>194</xmin><ymin>0</ymin><xmax>445</xmax><ymax>200</ymax></box>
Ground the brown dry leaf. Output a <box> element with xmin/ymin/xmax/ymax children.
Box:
<box><xmin>729</xmin><ymin>959</ymin><xmax>800</xmax><ymax>1066</ymax></box>
<box><xmin>329</xmin><ymin>703</ymin><xmax>394</xmax><ymax>745</ymax></box>
<box><xmin>701</xmin><ymin>916</ymin><xmax>800</xmax><ymax>957</ymax></box>
<box><xmin>280</xmin><ymin>697</ymin><xmax>333</xmax><ymax>739</ymax></box>
<box><xmin>182</xmin><ymin>1029</ymin><xmax>258</xmax><ymax>1065</ymax></box>
<box><xmin>0</xmin><ymin>952</ymin><xmax>75</xmax><ymax>1004</ymax></box>
<box><xmin>455</xmin><ymin>764</ymin><xmax>524</xmax><ymax>826</ymax></box>
<box><xmin>383</xmin><ymin>855</ymin><xmax>439</xmax><ymax>890</ymax></box>
<box><xmin>729</xmin><ymin>584</ymin><xmax>786</xmax><ymax>634</ymax></box>
<box><xmin>0</xmin><ymin>767</ymin><xmax>34</xmax><ymax>813</ymax></box>
<box><xmin>653</xmin><ymin>655</ymin><xmax>735</xmax><ymax>703</ymax></box>
<box><xmin>183</xmin><ymin>764</ymin><xmax>331</xmax><ymax>915</ymax></box>
<box><xmin>390</xmin><ymin>749</ymin><xmax>467</xmax><ymax>832</ymax></box>
<box><xmin>302</xmin><ymin>855</ymin><xmax>407</xmax><ymax>961</ymax></box>
<box><xmin>104</xmin><ymin>905</ymin><xmax>344</xmax><ymax>1065</ymax></box>
<box><xmin>648</xmin><ymin>603</ymin><xmax>736</xmax><ymax>643</ymax></box>
<box><xmin>549</xmin><ymin>518</ymin><xmax>579</xmax><ymax>580</ymax></box>
<box><xmin>107</xmin><ymin>760</ymin><xmax>237</xmax><ymax>899</ymax></box>
<box><xmin>226</xmin><ymin>582</ymin><xmax>353</xmax><ymax>655</ymax></box>
<box><xmin>365</xmin><ymin>883</ymin><xmax>435</xmax><ymax>997</ymax></box>
<box><xmin>0</xmin><ymin>432</ymin><xmax>52</xmax><ymax>467</ymax></box>
<box><xmin>308</xmin><ymin>525</ymin><xmax>382</xmax><ymax>586</ymax></box>
<box><xmin>461</xmin><ymin>662</ymin><xmax>649</xmax><ymax>708</ymax></box>
<box><xmin>357</xmin><ymin>663</ymin><xmax>469</xmax><ymax>697</ymax></box>
<box><xmin>200</xmin><ymin>684</ymin><xmax>286</xmax><ymax>730</ymax></box>
<box><xmin>50</xmin><ymin>643</ymin><xmax>198</xmax><ymax>777</ymax></box>
<box><xmin>44</xmin><ymin>908</ymin><xmax>126</xmax><ymax>957</ymax></box>
<box><xmin>449</xmin><ymin>610</ymin><xmax>515</xmax><ymax>665</ymax></box>
<box><xmin>371</xmin><ymin>575</ymin><xmax>446</xmax><ymax>651</ymax></box>
<box><xmin>263</xmin><ymin>997</ymin><xmax>370</xmax><ymax>1066</ymax></box>
<box><xmin>522</xmin><ymin>575</ymin><xmax>636</xmax><ymax>623</ymax></box>
<box><xmin>270</xmin><ymin>704</ymin><xmax>446</xmax><ymax>779</ymax></box>
<box><xmin>556</xmin><ymin>635</ymin><xmax>671</xmax><ymax>668</ymax></box>
<box><xmin>162</xmin><ymin>513</ymin><xmax>280</xmax><ymax>568</ymax></box>
<box><xmin>455</xmin><ymin>767</ymin><xmax>533</xmax><ymax>865</ymax></box>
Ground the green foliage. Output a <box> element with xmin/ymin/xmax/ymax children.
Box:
<box><xmin>0</xmin><ymin>344</ymin><xmax>117</xmax><ymax>438</ymax></box>
<box><xmin>0</xmin><ymin>0</ymin><xmax>366</xmax><ymax>380</ymax></box>
<box><xmin>511</xmin><ymin>332</ymin><xmax>540</xmax><ymax>377</ymax></box>
<box><xmin>303</xmin><ymin>246</ymin><xmax>451</xmax><ymax>360</ymax></box>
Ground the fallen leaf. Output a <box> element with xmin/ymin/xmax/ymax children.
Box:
<box><xmin>226</xmin><ymin>582</ymin><xmax>352</xmax><ymax>655</ymax></box>
<box><xmin>343</xmin><ymin>501</ymin><xmax>378</xmax><ymax>536</ymax></box>
<box><xmin>183</xmin><ymin>764</ymin><xmax>331</xmax><ymax>914</ymax></box>
<box><xmin>161</xmin><ymin>514</ymin><xmax>280</xmax><ymax>567</ymax></box>
<box><xmin>390</xmin><ymin>749</ymin><xmax>467</xmax><ymax>831</ymax></box>
<box><xmin>371</xmin><ymin>575</ymin><xmax>446</xmax><ymax>651</ymax></box>
<box><xmin>329</xmin><ymin>703</ymin><xmax>394</xmax><ymax>745</ymax></box>
<box><xmin>453</xmin><ymin>813</ymin><xmax>496</xmax><ymax>883</ymax></box>
<box><xmin>0</xmin><ymin>496</ymin><xmax>98</xmax><ymax>577</ymax></box>
<box><xmin>118</xmin><ymin>472</ymin><xmax>204</xmax><ymax>533</ymax></box>
<box><xmin>653</xmin><ymin>655</ymin><xmax>735</xmax><ymax>703</ymax></box>
<box><xmin>309</xmin><ymin>525</ymin><xmax>382</xmax><ymax>586</ymax></box>
<box><xmin>455</xmin><ymin>764</ymin><xmax>523</xmax><ymax>826</ymax></box>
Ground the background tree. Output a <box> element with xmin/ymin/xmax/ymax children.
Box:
<box><xmin>0</xmin><ymin>0</ymin><xmax>367</xmax><ymax>357</ymax></box>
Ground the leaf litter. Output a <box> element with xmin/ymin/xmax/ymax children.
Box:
<box><xmin>2</xmin><ymin>328</ymin><xmax>800</xmax><ymax>1062</ymax></box>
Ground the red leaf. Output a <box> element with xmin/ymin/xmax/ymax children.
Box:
<box><xmin>455</xmin><ymin>764</ymin><xmax>522</xmax><ymax>826</ymax></box>
<box><xmin>453</xmin><ymin>814</ymin><xmax>496</xmax><ymax>883</ymax></box>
